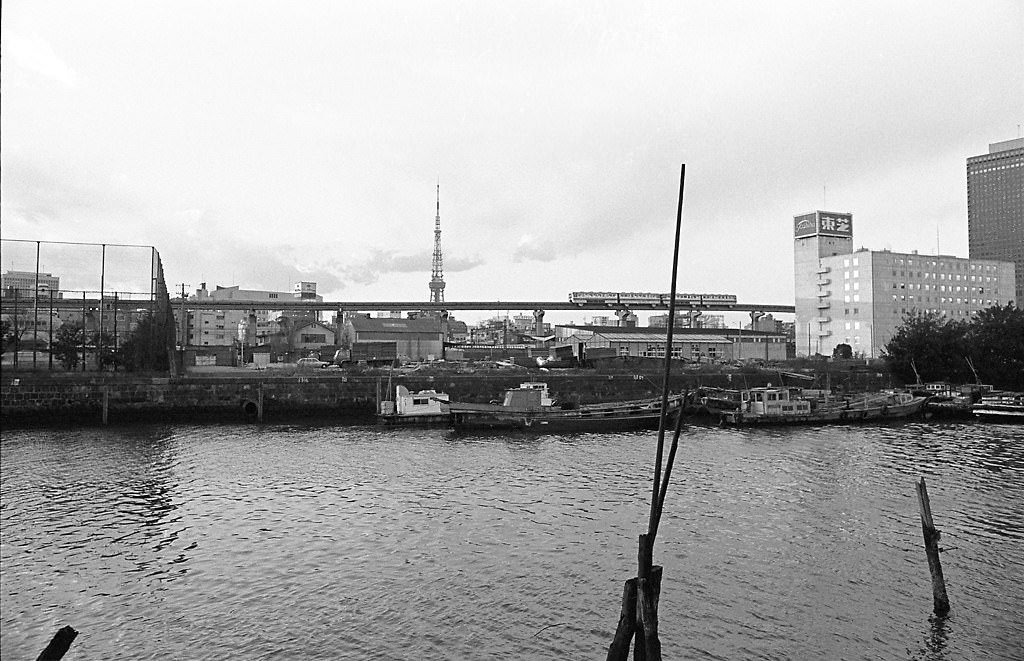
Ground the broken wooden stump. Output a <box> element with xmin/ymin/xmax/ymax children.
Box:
<box><xmin>915</xmin><ymin>477</ymin><xmax>950</xmax><ymax>616</ymax></box>
<box><xmin>35</xmin><ymin>625</ymin><xmax>78</xmax><ymax>661</ymax></box>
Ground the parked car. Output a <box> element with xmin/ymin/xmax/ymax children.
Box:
<box><xmin>296</xmin><ymin>357</ymin><xmax>329</xmax><ymax>369</ymax></box>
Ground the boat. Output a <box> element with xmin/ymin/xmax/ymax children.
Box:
<box><xmin>919</xmin><ymin>383</ymin><xmax>993</xmax><ymax>419</ymax></box>
<box><xmin>692</xmin><ymin>387</ymin><xmax>741</xmax><ymax>417</ymax></box>
<box><xmin>448</xmin><ymin>382</ymin><xmax>685</xmax><ymax>431</ymax></box>
<box><xmin>972</xmin><ymin>393</ymin><xmax>1024</xmax><ymax>423</ymax></box>
<box><xmin>377</xmin><ymin>385</ymin><xmax>450</xmax><ymax>425</ymax></box>
<box><xmin>719</xmin><ymin>386</ymin><xmax>927</xmax><ymax>426</ymax></box>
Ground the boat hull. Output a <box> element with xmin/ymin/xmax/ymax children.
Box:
<box><xmin>450</xmin><ymin>397</ymin><xmax>684</xmax><ymax>432</ymax></box>
<box><xmin>972</xmin><ymin>395</ymin><xmax>1024</xmax><ymax>423</ymax></box>
<box><xmin>377</xmin><ymin>413</ymin><xmax>451</xmax><ymax>426</ymax></box>
<box><xmin>720</xmin><ymin>396</ymin><xmax>927</xmax><ymax>426</ymax></box>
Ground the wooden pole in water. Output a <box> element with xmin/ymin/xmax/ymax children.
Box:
<box><xmin>606</xmin><ymin>578</ymin><xmax>637</xmax><ymax>660</ymax></box>
<box><xmin>102</xmin><ymin>387</ymin><xmax>109</xmax><ymax>425</ymax></box>
<box><xmin>608</xmin><ymin>165</ymin><xmax>685</xmax><ymax>661</ymax></box>
<box><xmin>915</xmin><ymin>477</ymin><xmax>950</xmax><ymax>616</ymax></box>
<box><xmin>35</xmin><ymin>625</ymin><xmax>78</xmax><ymax>661</ymax></box>
<box><xmin>257</xmin><ymin>382</ymin><xmax>264</xmax><ymax>423</ymax></box>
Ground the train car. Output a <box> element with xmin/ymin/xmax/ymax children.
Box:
<box><xmin>569</xmin><ymin>291</ymin><xmax>737</xmax><ymax>306</ymax></box>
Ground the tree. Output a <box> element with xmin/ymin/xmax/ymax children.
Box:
<box><xmin>832</xmin><ymin>343</ymin><xmax>853</xmax><ymax>360</ymax></box>
<box><xmin>882</xmin><ymin>311</ymin><xmax>971</xmax><ymax>384</ymax></box>
<box><xmin>52</xmin><ymin>322</ymin><xmax>85</xmax><ymax>370</ymax></box>
<box><xmin>117</xmin><ymin>313</ymin><xmax>171</xmax><ymax>372</ymax></box>
<box><xmin>1</xmin><ymin>308</ymin><xmax>32</xmax><ymax>356</ymax></box>
<box><xmin>0</xmin><ymin>319</ymin><xmax>11</xmax><ymax>354</ymax></box>
<box><xmin>965</xmin><ymin>303</ymin><xmax>1024</xmax><ymax>390</ymax></box>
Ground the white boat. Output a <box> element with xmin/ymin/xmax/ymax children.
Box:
<box><xmin>377</xmin><ymin>385</ymin><xmax>450</xmax><ymax>426</ymax></box>
<box><xmin>972</xmin><ymin>393</ymin><xmax>1024</xmax><ymax>423</ymax></box>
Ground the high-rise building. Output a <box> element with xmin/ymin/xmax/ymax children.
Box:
<box><xmin>1</xmin><ymin>270</ymin><xmax>61</xmax><ymax>297</ymax></box>
<box><xmin>794</xmin><ymin>211</ymin><xmax>1015</xmax><ymax>358</ymax></box>
<box><xmin>967</xmin><ymin>138</ymin><xmax>1024</xmax><ymax>302</ymax></box>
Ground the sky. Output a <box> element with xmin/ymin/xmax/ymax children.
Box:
<box><xmin>2</xmin><ymin>1</ymin><xmax>1022</xmax><ymax>326</ymax></box>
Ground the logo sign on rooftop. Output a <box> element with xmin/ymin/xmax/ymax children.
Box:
<box><xmin>794</xmin><ymin>211</ymin><xmax>853</xmax><ymax>238</ymax></box>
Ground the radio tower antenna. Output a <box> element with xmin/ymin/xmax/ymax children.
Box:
<box><xmin>429</xmin><ymin>182</ymin><xmax>446</xmax><ymax>303</ymax></box>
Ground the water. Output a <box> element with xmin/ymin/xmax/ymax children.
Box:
<box><xmin>2</xmin><ymin>421</ymin><xmax>1023</xmax><ymax>660</ymax></box>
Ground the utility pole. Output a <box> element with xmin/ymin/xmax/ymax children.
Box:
<box><xmin>177</xmin><ymin>284</ymin><xmax>189</xmax><ymax>374</ymax></box>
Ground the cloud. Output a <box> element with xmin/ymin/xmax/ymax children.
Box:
<box><xmin>512</xmin><ymin>234</ymin><xmax>558</xmax><ymax>263</ymax></box>
<box><xmin>0</xmin><ymin>156</ymin><xmax>141</xmax><ymax>232</ymax></box>
<box><xmin>325</xmin><ymin>248</ymin><xmax>485</xmax><ymax>288</ymax></box>
<box><xmin>5</xmin><ymin>33</ymin><xmax>82</xmax><ymax>88</ymax></box>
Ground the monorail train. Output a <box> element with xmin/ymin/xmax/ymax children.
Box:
<box><xmin>568</xmin><ymin>291</ymin><xmax>738</xmax><ymax>306</ymax></box>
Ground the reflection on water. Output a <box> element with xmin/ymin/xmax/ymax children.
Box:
<box><xmin>2</xmin><ymin>421</ymin><xmax>1022</xmax><ymax>660</ymax></box>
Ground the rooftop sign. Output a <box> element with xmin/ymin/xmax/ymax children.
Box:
<box><xmin>794</xmin><ymin>211</ymin><xmax>852</xmax><ymax>238</ymax></box>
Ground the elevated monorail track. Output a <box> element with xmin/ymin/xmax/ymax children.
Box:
<box><xmin>1</xmin><ymin>298</ymin><xmax>794</xmax><ymax>314</ymax></box>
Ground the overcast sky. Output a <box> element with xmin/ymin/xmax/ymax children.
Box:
<box><xmin>2</xmin><ymin>1</ymin><xmax>1022</xmax><ymax>325</ymax></box>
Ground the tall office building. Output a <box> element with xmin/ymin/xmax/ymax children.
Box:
<box><xmin>967</xmin><ymin>138</ymin><xmax>1024</xmax><ymax>302</ymax></box>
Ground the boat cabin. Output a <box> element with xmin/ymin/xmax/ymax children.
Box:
<box><xmin>382</xmin><ymin>385</ymin><xmax>449</xmax><ymax>416</ymax></box>
<box><xmin>740</xmin><ymin>387</ymin><xmax>812</xmax><ymax>417</ymax></box>
<box><xmin>501</xmin><ymin>383</ymin><xmax>555</xmax><ymax>410</ymax></box>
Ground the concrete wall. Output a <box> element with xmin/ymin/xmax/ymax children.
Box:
<box><xmin>2</xmin><ymin>367</ymin><xmax>896</xmax><ymax>427</ymax></box>
<box><xmin>2</xmin><ymin>370</ymin><xmax>717</xmax><ymax>426</ymax></box>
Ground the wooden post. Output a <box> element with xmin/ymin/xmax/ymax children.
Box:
<box><xmin>35</xmin><ymin>625</ymin><xmax>78</xmax><ymax>661</ymax></box>
<box><xmin>102</xmin><ymin>388</ymin><xmax>109</xmax><ymax>425</ymax></box>
<box><xmin>606</xmin><ymin>578</ymin><xmax>637</xmax><ymax>661</ymax></box>
<box><xmin>915</xmin><ymin>478</ymin><xmax>950</xmax><ymax>615</ymax></box>
<box><xmin>637</xmin><ymin>576</ymin><xmax>662</xmax><ymax>661</ymax></box>
<box><xmin>257</xmin><ymin>382</ymin><xmax>264</xmax><ymax>423</ymax></box>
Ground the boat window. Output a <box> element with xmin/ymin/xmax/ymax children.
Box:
<box><xmin>768</xmin><ymin>393</ymin><xmax>778</xmax><ymax>401</ymax></box>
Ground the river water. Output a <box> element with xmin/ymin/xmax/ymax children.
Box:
<box><xmin>2</xmin><ymin>420</ymin><xmax>1022</xmax><ymax>660</ymax></box>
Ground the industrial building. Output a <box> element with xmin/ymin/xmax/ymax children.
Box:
<box><xmin>344</xmin><ymin>315</ymin><xmax>444</xmax><ymax>362</ymax></box>
<box><xmin>967</xmin><ymin>137</ymin><xmax>1024</xmax><ymax>302</ymax></box>
<box><xmin>556</xmin><ymin>326</ymin><xmax>788</xmax><ymax>363</ymax></box>
<box><xmin>182</xmin><ymin>282</ymin><xmax>323</xmax><ymax>347</ymax></box>
<box><xmin>794</xmin><ymin>211</ymin><xmax>1016</xmax><ymax>358</ymax></box>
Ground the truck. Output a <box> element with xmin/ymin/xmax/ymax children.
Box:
<box><xmin>333</xmin><ymin>341</ymin><xmax>398</xmax><ymax>367</ymax></box>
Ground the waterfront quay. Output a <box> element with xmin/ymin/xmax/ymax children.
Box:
<box><xmin>1</xmin><ymin>364</ymin><xmax>893</xmax><ymax>427</ymax></box>
<box><xmin>0</xmin><ymin>368</ymin><xmax>695</xmax><ymax>426</ymax></box>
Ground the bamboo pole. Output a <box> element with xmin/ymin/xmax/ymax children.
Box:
<box><xmin>608</xmin><ymin>164</ymin><xmax>686</xmax><ymax>661</ymax></box>
<box><xmin>915</xmin><ymin>477</ymin><xmax>950</xmax><ymax>615</ymax></box>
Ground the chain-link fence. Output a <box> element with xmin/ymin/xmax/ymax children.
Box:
<box><xmin>1</xmin><ymin>239</ymin><xmax>174</xmax><ymax>372</ymax></box>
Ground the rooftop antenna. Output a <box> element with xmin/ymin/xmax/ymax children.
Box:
<box><xmin>936</xmin><ymin>226</ymin><xmax>940</xmax><ymax>255</ymax></box>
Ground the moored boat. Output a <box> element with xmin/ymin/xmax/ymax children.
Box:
<box><xmin>972</xmin><ymin>393</ymin><xmax>1024</xmax><ymax>423</ymax></box>
<box><xmin>449</xmin><ymin>382</ymin><xmax>685</xmax><ymax>432</ymax></box>
<box><xmin>377</xmin><ymin>385</ymin><xmax>450</xmax><ymax>425</ymax></box>
<box><xmin>719</xmin><ymin>387</ymin><xmax>927</xmax><ymax>426</ymax></box>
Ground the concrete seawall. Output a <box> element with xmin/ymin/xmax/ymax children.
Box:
<box><xmin>1</xmin><ymin>370</ymin><xmax>745</xmax><ymax>427</ymax></box>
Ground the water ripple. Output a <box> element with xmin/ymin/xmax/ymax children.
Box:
<box><xmin>2</xmin><ymin>422</ymin><xmax>1022</xmax><ymax>659</ymax></box>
